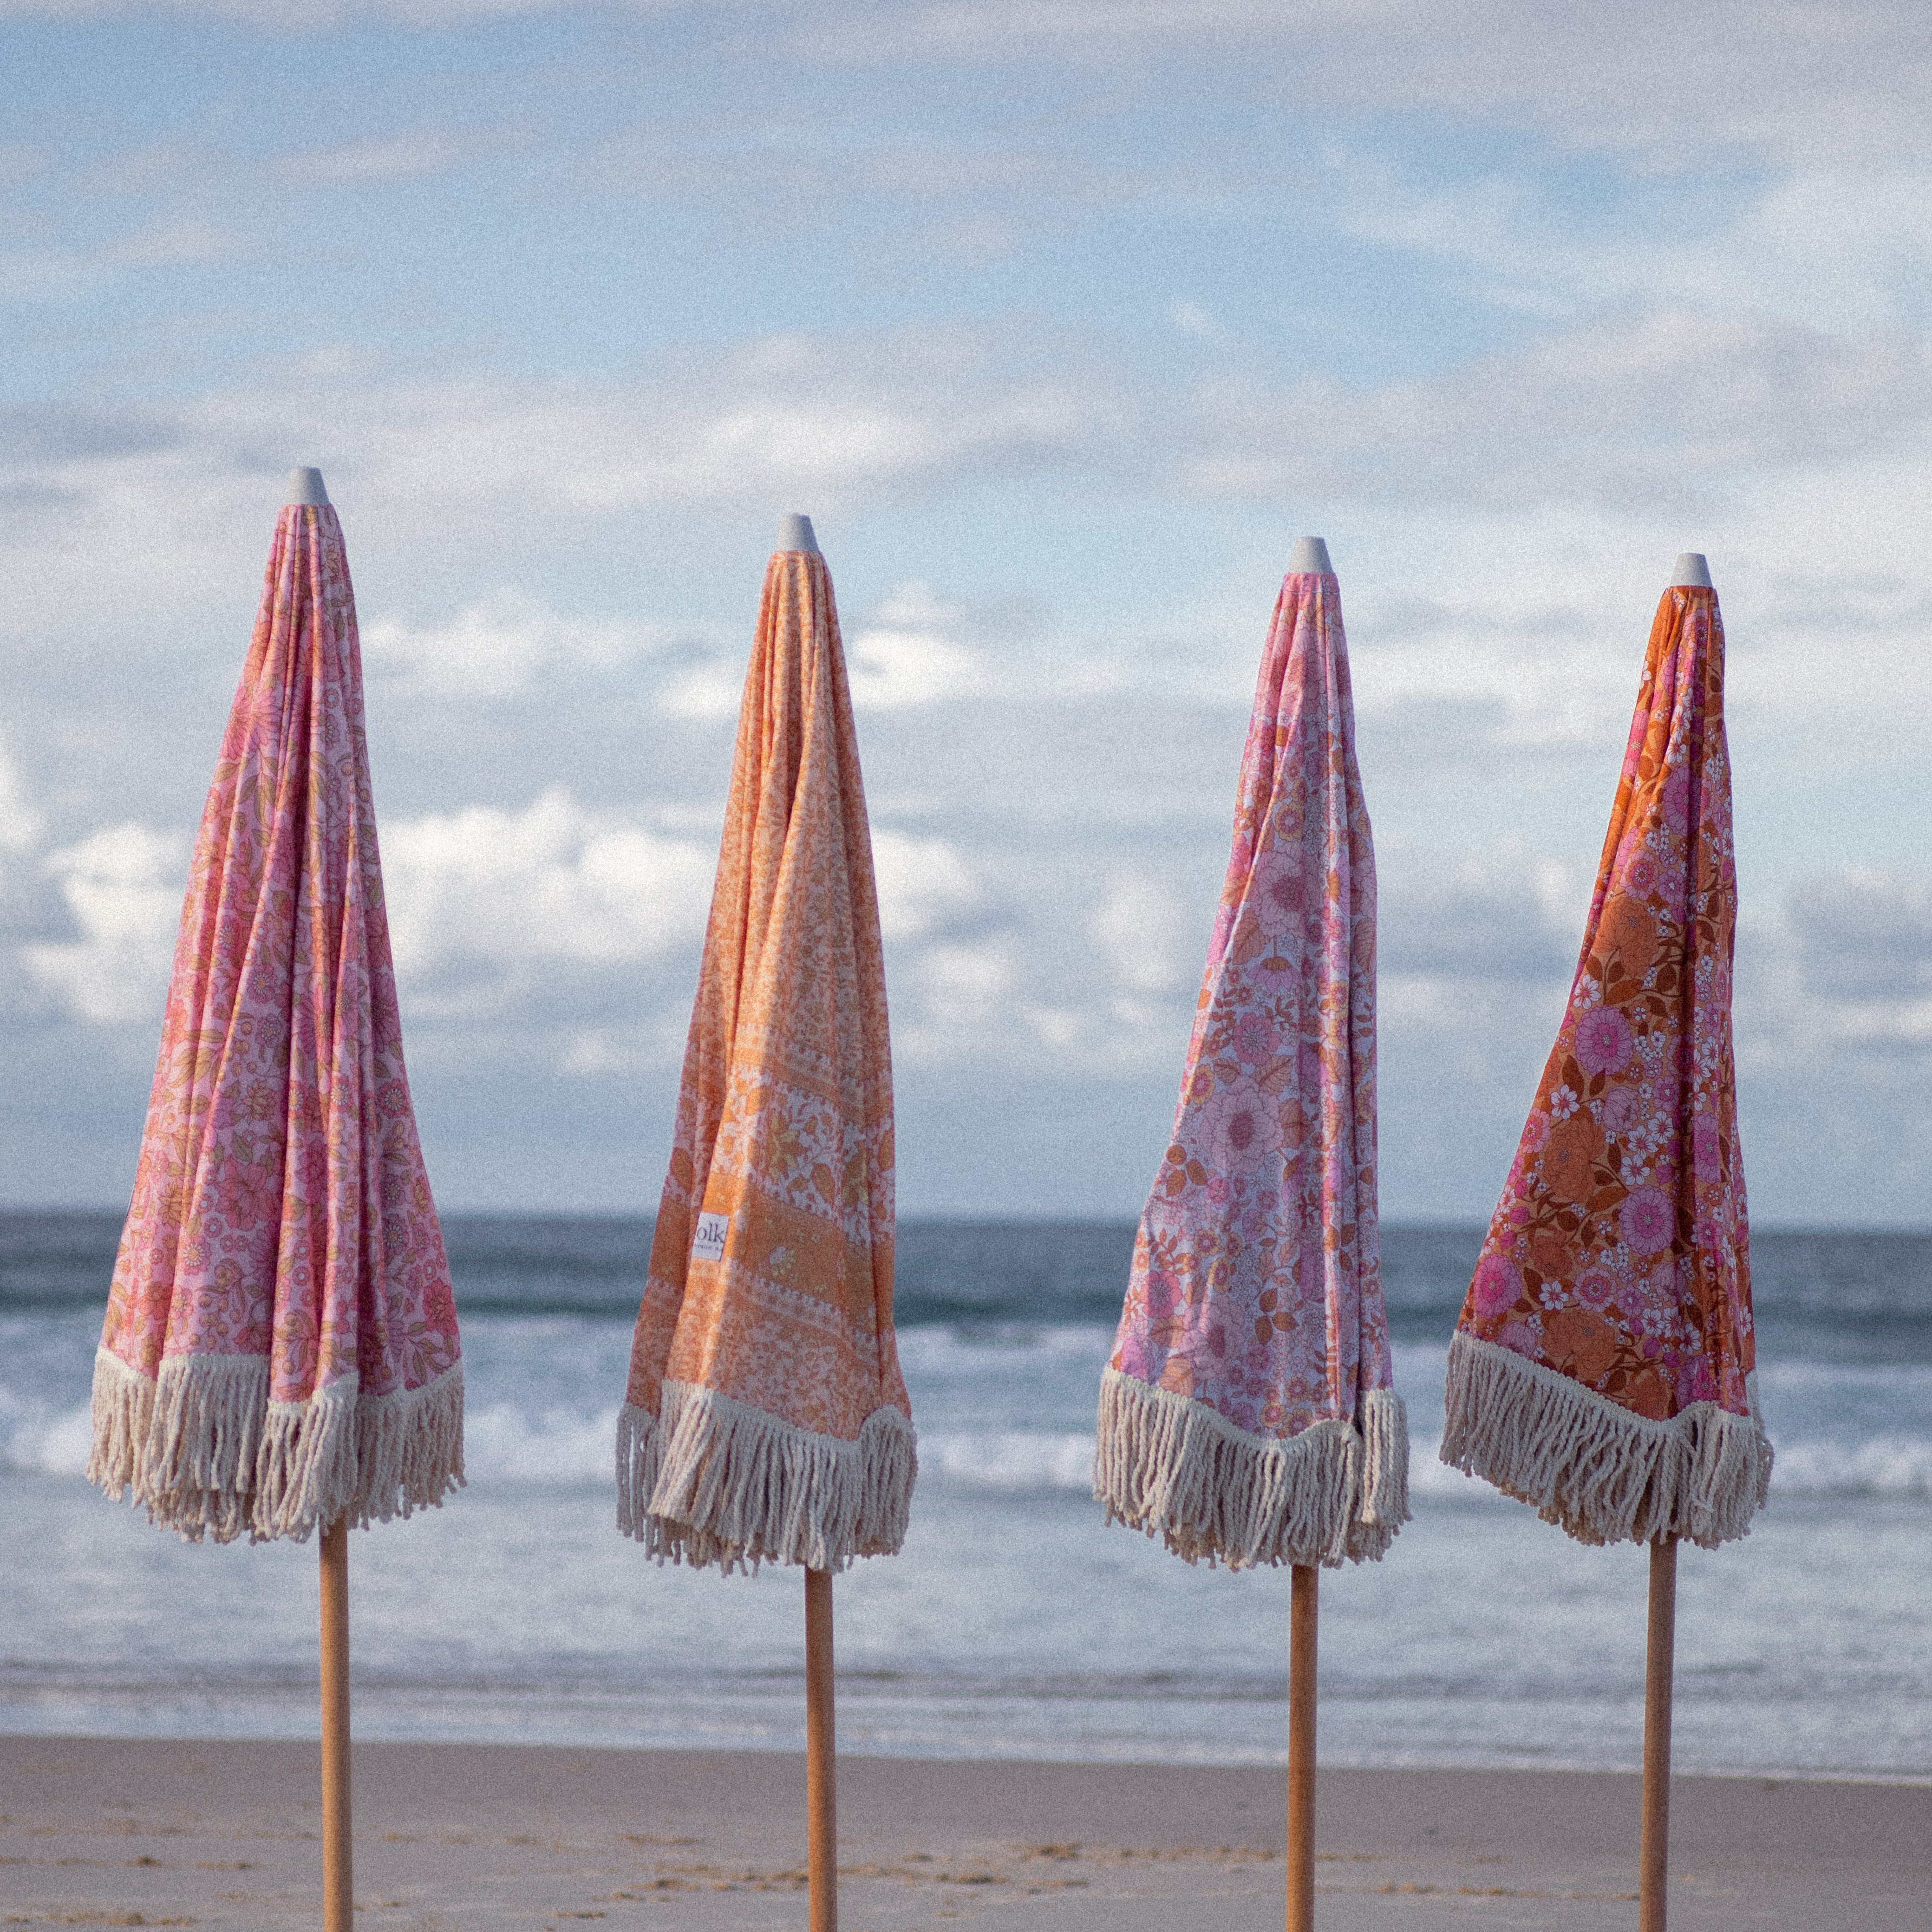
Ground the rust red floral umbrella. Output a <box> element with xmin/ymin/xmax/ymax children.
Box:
<box><xmin>1441</xmin><ymin>551</ymin><xmax>1771</xmax><ymax>1931</ymax></box>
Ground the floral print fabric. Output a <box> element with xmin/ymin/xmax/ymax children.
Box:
<box><xmin>621</xmin><ymin>547</ymin><xmax>913</xmax><ymax>1570</ymax></box>
<box><xmin>1108</xmin><ymin>570</ymin><xmax>1395</xmax><ymax>1455</ymax></box>
<box><xmin>1455</xmin><ymin>586</ymin><xmax>1756</xmax><ymax>1436</ymax></box>
<box><xmin>100</xmin><ymin>503</ymin><xmax>459</xmax><ymax>1409</ymax></box>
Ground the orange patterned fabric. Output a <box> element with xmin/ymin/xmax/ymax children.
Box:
<box><xmin>619</xmin><ymin>548</ymin><xmax>913</xmax><ymax>1573</ymax></box>
<box><xmin>1442</xmin><ymin>584</ymin><xmax>1770</xmax><ymax>1548</ymax></box>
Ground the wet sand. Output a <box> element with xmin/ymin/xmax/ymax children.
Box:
<box><xmin>2</xmin><ymin>1736</ymin><xmax>1927</xmax><ymax>1930</ymax></box>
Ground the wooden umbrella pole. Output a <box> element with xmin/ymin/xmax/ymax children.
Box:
<box><xmin>1638</xmin><ymin>1535</ymin><xmax>1677</xmax><ymax>1932</ymax></box>
<box><xmin>805</xmin><ymin>1566</ymin><xmax>838</xmax><ymax>1932</ymax></box>
<box><xmin>320</xmin><ymin>1515</ymin><xmax>353</xmax><ymax>1932</ymax></box>
<box><xmin>1286</xmin><ymin>1563</ymin><xmax>1318</xmax><ymax>1932</ymax></box>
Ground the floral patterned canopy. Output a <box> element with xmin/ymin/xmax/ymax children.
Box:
<box><xmin>1441</xmin><ymin>580</ymin><xmax>1771</xmax><ymax>1548</ymax></box>
<box><xmin>618</xmin><ymin>539</ymin><xmax>914</xmax><ymax>1574</ymax></box>
<box><xmin>88</xmin><ymin>494</ymin><xmax>463</xmax><ymax>1545</ymax></box>
<box><xmin>1094</xmin><ymin>563</ymin><xmax>1408</xmax><ymax>1569</ymax></box>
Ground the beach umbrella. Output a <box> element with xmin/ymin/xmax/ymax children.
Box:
<box><xmin>618</xmin><ymin>512</ymin><xmax>914</xmax><ymax>1932</ymax></box>
<box><xmin>1095</xmin><ymin>536</ymin><xmax>1408</xmax><ymax>1932</ymax></box>
<box><xmin>1440</xmin><ymin>552</ymin><xmax>1772</xmax><ymax>1931</ymax></box>
<box><xmin>87</xmin><ymin>467</ymin><xmax>464</xmax><ymax>1932</ymax></box>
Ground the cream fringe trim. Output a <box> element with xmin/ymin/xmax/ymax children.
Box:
<box><xmin>88</xmin><ymin>1348</ymin><xmax>465</xmax><ymax>1546</ymax></box>
<box><xmin>1092</xmin><ymin>1368</ymin><xmax>1410</xmax><ymax>1570</ymax></box>
<box><xmin>617</xmin><ymin>1379</ymin><xmax>917</xmax><ymax>1575</ymax></box>
<box><xmin>1439</xmin><ymin>1330</ymin><xmax>1772</xmax><ymax>1550</ymax></box>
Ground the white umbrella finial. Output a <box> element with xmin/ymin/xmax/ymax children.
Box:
<box><xmin>1670</xmin><ymin>551</ymin><xmax>1712</xmax><ymax>587</ymax></box>
<box><xmin>287</xmin><ymin>467</ymin><xmax>330</xmax><ymax>507</ymax></box>
<box><xmin>1288</xmin><ymin>535</ymin><xmax>1332</xmax><ymax>574</ymax></box>
<box><xmin>778</xmin><ymin>513</ymin><xmax>820</xmax><ymax>555</ymax></box>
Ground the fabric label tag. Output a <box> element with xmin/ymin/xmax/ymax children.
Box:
<box><xmin>691</xmin><ymin>1212</ymin><xmax>729</xmax><ymax>1263</ymax></box>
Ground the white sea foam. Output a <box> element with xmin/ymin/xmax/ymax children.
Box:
<box><xmin>917</xmin><ymin>1430</ymin><xmax>1096</xmax><ymax>1491</ymax></box>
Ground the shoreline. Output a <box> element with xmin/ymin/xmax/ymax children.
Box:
<box><xmin>5</xmin><ymin>1736</ymin><xmax>1929</xmax><ymax>1929</ymax></box>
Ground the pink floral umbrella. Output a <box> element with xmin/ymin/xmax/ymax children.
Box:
<box><xmin>1097</xmin><ymin>542</ymin><xmax>1406</xmax><ymax>1567</ymax></box>
<box><xmin>1095</xmin><ymin>538</ymin><xmax>1406</xmax><ymax>1932</ymax></box>
<box><xmin>87</xmin><ymin>467</ymin><xmax>461</xmax><ymax>1932</ymax></box>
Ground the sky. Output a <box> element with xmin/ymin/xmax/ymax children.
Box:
<box><xmin>2</xmin><ymin>0</ymin><xmax>1930</xmax><ymax>1225</ymax></box>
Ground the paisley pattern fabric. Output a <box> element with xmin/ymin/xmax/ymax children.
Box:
<box><xmin>619</xmin><ymin>547</ymin><xmax>914</xmax><ymax>1574</ymax></box>
<box><xmin>1441</xmin><ymin>583</ymin><xmax>1771</xmax><ymax>1549</ymax></box>
<box><xmin>88</xmin><ymin>503</ymin><xmax>463</xmax><ymax>1545</ymax></box>
<box><xmin>1095</xmin><ymin>569</ymin><xmax>1407</xmax><ymax>1570</ymax></box>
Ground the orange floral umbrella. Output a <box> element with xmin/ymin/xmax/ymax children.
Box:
<box><xmin>1442</xmin><ymin>561</ymin><xmax>1771</xmax><ymax>1542</ymax></box>
<box><xmin>619</xmin><ymin>517</ymin><xmax>913</xmax><ymax>1572</ymax></box>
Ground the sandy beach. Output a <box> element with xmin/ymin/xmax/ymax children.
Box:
<box><xmin>3</xmin><ymin>1737</ymin><xmax>1927</xmax><ymax>1930</ymax></box>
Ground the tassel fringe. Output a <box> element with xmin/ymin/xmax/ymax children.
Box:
<box><xmin>87</xmin><ymin>1349</ymin><xmax>465</xmax><ymax>1545</ymax></box>
<box><xmin>617</xmin><ymin>1381</ymin><xmax>917</xmax><ymax>1574</ymax></box>
<box><xmin>1439</xmin><ymin>1330</ymin><xmax>1772</xmax><ymax>1549</ymax></box>
<box><xmin>1092</xmin><ymin>1368</ymin><xmax>1411</xmax><ymax>1570</ymax></box>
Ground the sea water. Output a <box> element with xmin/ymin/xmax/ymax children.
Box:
<box><xmin>3</xmin><ymin>1216</ymin><xmax>1930</xmax><ymax>1778</ymax></box>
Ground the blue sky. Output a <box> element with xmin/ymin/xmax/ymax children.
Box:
<box><xmin>4</xmin><ymin>1</ymin><xmax>1931</xmax><ymax>1223</ymax></box>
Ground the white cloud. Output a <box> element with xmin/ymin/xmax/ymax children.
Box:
<box><xmin>25</xmin><ymin>823</ymin><xmax>187</xmax><ymax>1025</ymax></box>
<box><xmin>363</xmin><ymin>590</ymin><xmax>666</xmax><ymax>698</ymax></box>
<box><xmin>1091</xmin><ymin>869</ymin><xmax>1192</xmax><ymax>994</ymax></box>
<box><xmin>0</xmin><ymin>743</ymin><xmax>43</xmax><ymax>857</ymax></box>
<box><xmin>869</xmin><ymin>829</ymin><xmax>980</xmax><ymax>942</ymax></box>
<box><xmin>276</xmin><ymin>128</ymin><xmax>513</xmax><ymax>186</ymax></box>
<box><xmin>847</xmin><ymin>583</ymin><xmax>983</xmax><ymax>709</ymax></box>
<box><xmin>379</xmin><ymin>788</ymin><xmax>713</xmax><ymax>989</ymax></box>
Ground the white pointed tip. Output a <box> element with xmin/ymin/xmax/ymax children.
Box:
<box><xmin>778</xmin><ymin>512</ymin><xmax>820</xmax><ymax>555</ymax></box>
<box><xmin>286</xmin><ymin>466</ymin><xmax>330</xmax><ymax>507</ymax></box>
<box><xmin>1288</xmin><ymin>535</ymin><xmax>1332</xmax><ymax>575</ymax></box>
<box><xmin>1670</xmin><ymin>551</ymin><xmax>1712</xmax><ymax>588</ymax></box>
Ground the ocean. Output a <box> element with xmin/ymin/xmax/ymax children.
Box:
<box><xmin>3</xmin><ymin>1215</ymin><xmax>1930</xmax><ymax>1779</ymax></box>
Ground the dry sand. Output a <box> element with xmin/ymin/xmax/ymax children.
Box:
<box><xmin>3</xmin><ymin>1736</ymin><xmax>1927</xmax><ymax>1931</ymax></box>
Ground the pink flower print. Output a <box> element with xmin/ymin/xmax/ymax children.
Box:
<box><xmin>1521</xmin><ymin>1111</ymin><xmax>1551</xmax><ymax>1153</ymax></box>
<box><xmin>1576</xmin><ymin>1267</ymin><xmax>1616</xmax><ymax>1310</ymax></box>
<box><xmin>1575</xmin><ymin>1006</ymin><xmax>1634</xmax><ymax>1077</ymax></box>
<box><xmin>1249</xmin><ymin>853</ymin><xmax>1307</xmax><ymax>939</ymax></box>
<box><xmin>1620</xmin><ymin>1186</ymin><xmax>1673</xmax><ymax>1255</ymax></box>
<box><xmin>1548</xmin><ymin>1084</ymin><xmax>1580</xmax><ymax>1122</ymax></box>
<box><xmin>1233</xmin><ymin>1013</ymin><xmax>1279</xmax><ymax>1065</ymax></box>
<box><xmin>1196</xmin><ymin>1075</ymin><xmax>1283</xmax><ymax>1175</ymax></box>
<box><xmin>1599</xmin><ymin>1086</ymin><xmax>1639</xmax><ymax>1136</ymax></box>
<box><xmin>1472</xmin><ymin>1254</ymin><xmax>1524</xmax><ymax>1321</ymax></box>
<box><xmin>1661</xmin><ymin>766</ymin><xmax>1691</xmax><ymax>830</ymax></box>
<box><xmin>1495</xmin><ymin>1318</ymin><xmax>1541</xmax><ymax>1358</ymax></box>
<box><xmin>1206</xmin><ymin>1175</ymin><xmax>1232</xmax><ymax>1206</ymax></box>
<box><xmin>1691</xmin><ymin>1113</ymin><xmax>1721</xmax><ymax>1173</ymax></box>
<box><xmin>1677</xmin><ymin>1356</ymin><xmax>1718</xmax><ymax>1406</ymax></box>
<box><xmin>1622</xmin><ymin>851</ymin><xmax>1659</xmax><ymax>898</ymax></box>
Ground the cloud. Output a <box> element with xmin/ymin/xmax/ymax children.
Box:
<box><xmin>362</xmin><ymin>591</ymin><xmax>672</xmax><ymax>698</ymax></box>
<box><xmin>1090</xmin><ymin>869</ymin><xmax>1194</xmax><ymax>995</ymax></box>
<box><xmin>0</xmin><ymin>742</ymin><xmax>45</xmax><ymax>857</ymax></box>
<box><xmin>24</xmin><ymin>822</ymin><xmax>187</xmax><ymax>1026</ymax></box>
<box><xmin>1377</xmin><ymin>849</ymin><xmax>1583</xmax><ymax>985</ymax></box>
<box><xmin>1788</xmin><ymin>868</ymin><xmax>1932</xmax><ymax>1004</ymax></box>
<box><xmin>276</xmin><ymin>128</ymin><xmax>515</xmax><ymax>186</ymax></box>
<box><xmin>870</xmin><ymin>828</ymin><xmax>981</xmax><ymax>942</ymax></box>
<box><xmin>378</xmin><ymin>788</ymin><xmax>714</xmax><ymax>999</ymax></box>
<box><xmin>1180</xmin><ymin>314</ymin><xmax>1932</xmax><ymax>510</ymax></box>
<box><xmin>846</xmin><ymin>584</ymin><xmax>984</xmax><ymax>709</ymax></box>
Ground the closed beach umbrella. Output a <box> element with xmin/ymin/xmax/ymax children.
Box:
<box><xmin>619</xmin><ymin>513</ymin><xmax>913</xmax><ymax>1932</ymax></box>
<box><xmin>1095</xmin><ymin>537</ymin><xmax>1408</xmax><ymax>1932</ymax></box>
<box><xmin>87</xmin><ymin>467</ymin><xmax>463</xmax><ymax>1932</ymax></box>
<box><xmin>1440</xmin><ymin>553</ymin><xmax>1771</xmax><ymax>1930</ymax></box>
